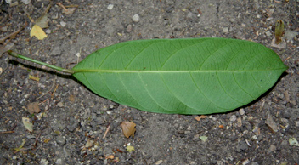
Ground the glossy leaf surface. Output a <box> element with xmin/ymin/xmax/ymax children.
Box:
<box><xmin>72</xmin><ymin>38</ymin><xmax>287</xmax><ymax>114</ymax></box>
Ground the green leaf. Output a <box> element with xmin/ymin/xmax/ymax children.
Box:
<box><xmin>71</xmin><ymin>37</ymin><xmax>288</xmax><ymax>114</ymax></box>
<box><xmin>8</xmin><ymin>38</ymin><xmax>287</xmax><ymax>114</ymax></box>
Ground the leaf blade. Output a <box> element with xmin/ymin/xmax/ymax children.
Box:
<box><xmin>72</xmin><ymin>37</ymin><xmax>288</xmax><ymax>114</ymax></box>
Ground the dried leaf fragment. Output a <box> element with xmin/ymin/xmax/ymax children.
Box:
<box><xmin>195</xmin><ymin>115</ymin><xmax>206</xmax><ymax>121</ymax></box>
<box><xmin>43</xmin><ymin>138</ymin><xmax>50</xmax><ymax>143</ymax></box>
<box><xmin>69</xmin><ymin>94</ymin><xmax>76</xmax><ymax>102</ymax></box>
<box><xmin>63</xmin><ymin>8</ymin><xmax>76</xmax><ymax>15</ymax></box>
<box><xmin>35</xmin><ymin>13</ymin><xmax>49</xmax><ymax>28</ymax></box>
<box><xmin>27</xmin><ymin>102</ymin><xmax>41</xmax><ymax>114</ymax></box>
<box><xmin>120</xmin><ymin>122</ymin><xmax>136</xmax><ymax>138</ymax></box>
<box><xmin>105</xmin><ymin>155</ymin><xmax>114</xmax><ymax>160</ymax></box>
<box><xmin>30</xmin><ymin>25</ymin><xmax>47</xmax><ymax>40</ymax></box>
<box><xmin>58</xmin><ymin>3</ymin><xmax>77</xmax><ymax>15</ymax></box>
<box><xmin>274</xmin><ymin>20</ymin><xmax>285</xmax><ymax>44</ymax></box>
<box><xmin>127</xmin><ymin>145</ymin><xmax>134</xmax><ymax>152</ymax></box>
<box><xmin>22</xmin><ymin>117</ymin><xmax>33</xmax><ymax>132</ymax></box>
<box><xmin>200</xmin><ymin>135</ymin><xmax>208</xmax><ymax>142</ymax></box>
<box><xmin>85</xmin><ymin>139</ymin><xmax>94</xmax><ymax>148</ymax></box>
<box><xmin>266</xmin><ymin>113</ymin><xmax>278</xmax><ymax>133</ymax></box>
<box><xmin>29</xmin><ymin>75</ymin><xmax>40</xmax><ymax>82</ymax></box>
<box><xmin>155</xmin><ymin>160</ymin><xmax>163</xmax><ymax>165</ymax></box>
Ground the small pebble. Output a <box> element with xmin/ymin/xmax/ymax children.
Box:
<box><xmin>60</xmin><ymin>21</ymin><xmax>66</xmax><ymax>27</ymax></box>
<box><xmin>257</xmin><ymin>14</ymin><xmax>262</xmax><ymax>18</ymax></box>
<box><xmin>107</xmin><ymin>4</ymin><xmax>114</xmax><ymax>10</ymax></box>
<box><xmin>56</xmin><ymin>136</ymin><xmax>66</xmax><ymax>146</ymax></box>
<box><xmin>21</xmin><ymin>0</ymin><xmax>31</xmax><ymax>5</ymax></box>
<box><xmin>211</xmin><ymin>117</ymin><xmax>217</xmax><ymax>121</ymax></box>
<box><xmin>57</xmin><ymin>102</ymin><xmax>64</xmax><ymax>107</ymax></box>
<box><xmin>267</xmin><ymin>9</ymin><xmax>274</xmax><ymax>17</ymax></box>
<box><xmin>40</xmin><ymin>159</ymin><xmax>49</xmax><ymax>165</ymax></box>
<box><xmin>229</xmin><ymin>115</ymin><xmax>236</xmax><ymax>122</ymax></box>
<box><xmin>26</xmin><ymin>135</ymin><xmax>36</xmax><ymax>139</ymax></box>
<box><xmin>265</xmin><ymin>31</ymin><xmax>272</xmax><ymax>37</ymax></box>
<box><xmin>296</xmin><ymin>121</ymin><xmax>299</xmax><ymax>127</ymax></box>
<box><xmin>85</xmin><ymin>139</ymin><xmax>94</xmax><ymax>148</ymax></box>
<box><xmin>52</xmin><ymin>13</ymin><xmax>59</xmax><ymax>20</ymax></box>
<box><xmin>127</xmin><ymin>25</ymin><xmax>133</xmax><ymax>32</ymax></box>
<box><xmin>237</xmin><ymin>117</ymin><xmax>242</xmax><ymax>127</ymax></box>
<box><xmin>223</xmin><ymin>27</ymin><xmax>229</xmax><ymax>33</ymax></box>
<box><xmin>239</xmin><ymin>108</ymin><xmax>245</xmax><ymax>115</ymax></box>
<box><xmin>46</xmin><ymin>29</ymin><xmax>51</xmax><ymax>34</ymax></box>
<box><xmin>155</xmin><ymin>160</ymin><xmax>163</xmax><ymax>165</ymax></box>
<box><xmin>55</xmin><ymin>158</ymin><xmax>63</xmax><ymax>165</ymax></box>
<box><xmin>193</xmin><ymin>134</ymin><xmax>200</xmax><ymax>140</ymax></box>
<box><xmin>237</xmin><ymin>140</ymin><xmax>248</xmax><ymax>151</ymax></box>
<box><xmin>133</xmin><ymin>14</ymin><xmax>139</xmax><ymax>22</ymax></box>
<box><xmin>280</xmin><ymin>118</ymin><xmax>289</xmax><ymax>128</ymax></box>
<box><xmin>268</xmin><ymin>145</ymin><xmax>276</xmax><ymax>152</ymax></box>
<box><xmin>184</xmin><ymin>131</ymin><xmax>191</xmax><ymax>134</ymax></box>
<box><xmin>0</xmin><ymin>68</ymin><xmax>3</xmax><ymax>75</ymax></box>
<box><xmin>289</xmin><ymin>138</ymin><xmax>299</xmax><ymax>146</ymax></box>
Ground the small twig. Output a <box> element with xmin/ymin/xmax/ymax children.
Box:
<box><xmin>0</xmin><ymin>26</ymin><xmax>24</xmax><ymax>44</ymax></box>
<box><xmin>0</xmin><ymin>131</ymin><xmax>14</xmax><ymax>134</ymax></box>
<box><xmin>103</xmin><ymin>125</ymin><xmax>110</xmax><ymax>139</ymax></box>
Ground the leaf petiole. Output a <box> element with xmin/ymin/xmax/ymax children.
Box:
<box><xmin>7</xmin><ymin>50</ymin><xmax>74</xmax><ymax>74</ymax></box>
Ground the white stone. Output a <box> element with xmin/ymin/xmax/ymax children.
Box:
<box><xmin>107</xmin><ymin>4</ymin><xmax>114</xmax><ymax>10</ymax></box>
<box><xmin>223</xmin><ymin>27</ymin><xmax>229</xmax><ymax>33</ymax></box>
<box><xmin>239</xmin><ymin>108</ymin><xmax>245</xmax><ymax>115</ymax></box>
<box><xmin>60</xmin><ymin>21</ymin><xmax>66</xmax><ymax>27</ymax></box>
<box><xmin>257</xmin><ymin>14</ymin><xmax>262</xmax><ymax>19</ymax></box>
<box><xmin>21</xmin><ymin>0</ymin><xmax>31</xmax><ymax>4</ymax></box>
<box><xmin>133</xmin><ymin>14</ymin><xmax>139</xmax><ymax>22</ymax></box>
<box><xmin>229</xmin><ymin>115</ymin><xmax>236</xmax><ymax>122</ymax></box>
<box><xmin>40</xmin><ymin>159</ymin><xmax>49</xmax><ymax>165</ymax></box>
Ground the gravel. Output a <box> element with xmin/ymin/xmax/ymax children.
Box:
<box><xmin>0</xmin><ymin>0</ymin><xmax>298</xmax><ymax>164</ymax></box>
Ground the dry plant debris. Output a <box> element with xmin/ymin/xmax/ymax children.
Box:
<box><xmin>120</xmin><ymin>122</ymin><xmax>136</xmax><ymax>138</ymax></box>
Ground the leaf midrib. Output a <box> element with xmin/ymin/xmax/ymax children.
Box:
<box><xmin>73</xmin><ymin>68</ymin><xmax>287</xmax><ymax>73</ymax></box>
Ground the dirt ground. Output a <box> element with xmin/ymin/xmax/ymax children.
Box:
<box><xmin>0</xmin><ymin>0</ymin><xmax>298</xmax><ymax>164</ymax></box>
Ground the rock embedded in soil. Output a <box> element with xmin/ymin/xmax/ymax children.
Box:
<box><xmin>56</xmin><ymin>136</ymin><xmax>66</xmax><ymax>146</ymax></box>
<box><xmin>265</xmin><ymin>113</ymin><xmax>278</xmax><ymax>133</ymax></box>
